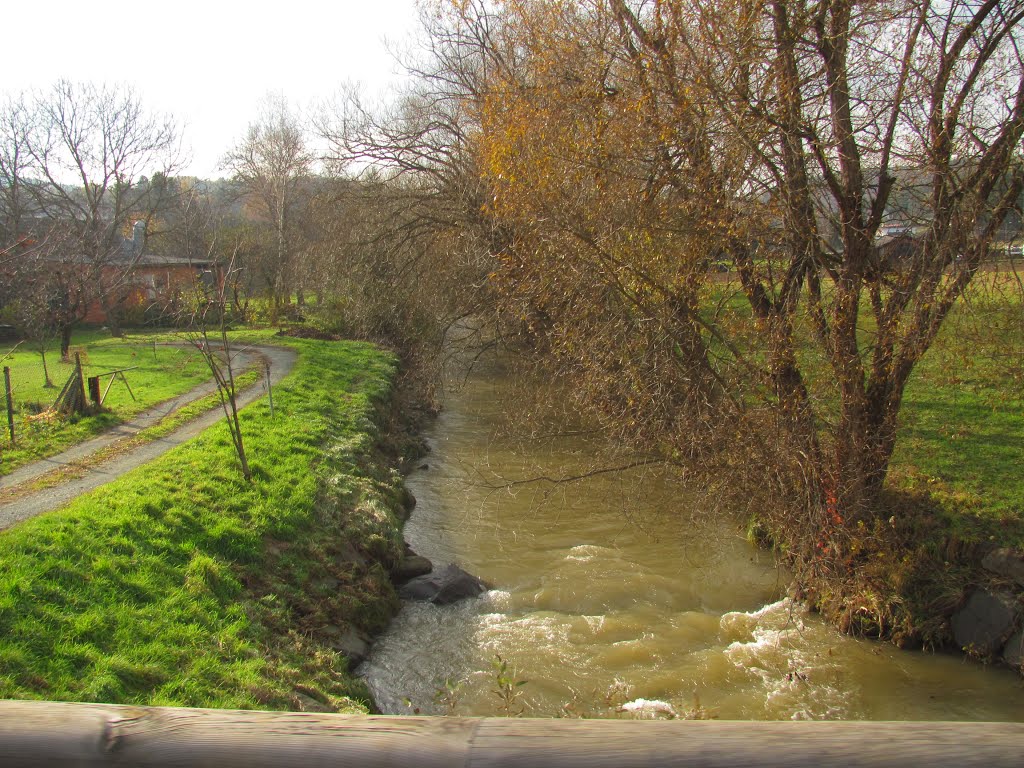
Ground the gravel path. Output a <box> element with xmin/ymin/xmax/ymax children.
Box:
<box><xmin>0</xmin><ymin>345</ymin><xmax>297</xmax><ymax>531</ymax></box>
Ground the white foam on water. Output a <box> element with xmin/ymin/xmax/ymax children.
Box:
<box><xmin>619</xmin><ymin>698</ymin><xmax>678</xmax><ymax>719</ymax></box>
<box><xmin>475</xmin><ymin>611</ymin><xmax>575</xmax><ymax>655</ymax></box>
<box><xmin>483</xmin><ymin>589</ymin><xmax>512</xmax><ymax>609</ymax></box>
<box><xmin>564</xmin><ymin>544</ymin><xmax>629</xmax><ymax>563</ymax></box>
<box><xmin>719</xmin><ymin>598</ymin><xmax>852</xmax><ymax>720</ymax></box>
<box><xmin>721</xmin><ymin>597</ymin><xmax>797</xmax><ymax>626</ymax></box>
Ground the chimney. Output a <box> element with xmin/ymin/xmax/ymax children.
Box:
<box><xmin>132</xmin><ymin>220</ymin><xmax>146</xmax><ymax>256</ymax></box>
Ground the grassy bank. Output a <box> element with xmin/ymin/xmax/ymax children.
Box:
<box><xmin>0</xmin><ymin>336</ymin><xmax>407</xmax><ymax>711</ymax></box>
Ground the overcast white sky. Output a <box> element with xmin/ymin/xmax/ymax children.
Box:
<box><xmin>1</xmin><ymin>0</ymin><xmax>422</xmax><ymax>178</ymax></box>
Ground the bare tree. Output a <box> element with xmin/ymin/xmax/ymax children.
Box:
<box><xmin>145</xmin><ymin>175</ymin><xmax>213</xmax><ymax>262</ymax></box>
<box><xmin>313</xmin><ymin>8</ymin><xmax>517</xmax><ymax>377</ymax></box>
<box><xmin>434</xmin><ymin>0</ymin><xmax>1024</xmax><ymax>582</ymax></box>
<box><xmin>14</xmin><ymin>81</ymin><xmax>182</xmax><ymax>343</ymax></box>
<box><xmin>0</xmin><ymin>229</ymin><xmax>78</xmax><ymax>387</ymax></box>
<box><xmin>182</xmin><ymin>248</ymin><xmax>252</xmax><ymax>482</ymax></box>
<box><xmin>222</xmin><ymin>94</ymin><xmax>313</xmax><ymax>323</ymax></box>
<box><xmin>0</xmin><ymin>93</ymin><xmax>32</xmax><ymax>248</ymax></box>
<box><xmin>665</xmin><ymin>0</ymin><xmax>1024</xmax><ymax>515</ymax></box>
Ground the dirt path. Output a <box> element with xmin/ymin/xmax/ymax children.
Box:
<box><xmin>0</xmin><ymin>345</ymin><xmax>297</xmax><ymax>531</ymax></box>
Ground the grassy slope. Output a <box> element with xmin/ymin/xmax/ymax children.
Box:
<box><xmin>0</xmin><ymin>336</ymin><xmax>406</xmax><ymax>711</ymax></box>
<box><xmin>1</xmin><ymin>331</ymin><xmax>214</xmax><ymax>475</ymax></box>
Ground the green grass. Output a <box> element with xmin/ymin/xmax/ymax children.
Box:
<box><xmin>891</xmin><ymin>281</ymin><xmax>1024</xmax><ymax>546</ymax></box>
<box><xmin>0</xmin><ymin>330</ymin><xmax>215</xmax><ymax>475</ymax></box>
<box><xmin>2</xmin><ymin>368</ymin><xmax>265</xmax><ymax>497</ymax></box>
<box><xmin>0</xmin><ymin>336</ymin><xmax>406</xmax><ymax>711</ymax></box>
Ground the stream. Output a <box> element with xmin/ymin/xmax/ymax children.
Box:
<box><xmin>360</xmin><ymin>360</ymin><xmax>1024</xmax><ymax>720</ymax></box>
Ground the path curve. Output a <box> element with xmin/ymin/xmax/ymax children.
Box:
<box><xmin>0</xmin><ymin>345</ymin><xmax>297</xmax><ymax>531</ymax></box>
<box><xmin>0</xmin><ymin>346</ymin><xmax>262</xmax><ymax>491</ymax></box>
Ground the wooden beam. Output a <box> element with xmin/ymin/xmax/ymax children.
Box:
<box><xmin>0</xmin><ymin>702</ymin><xmax>474</xmax><ymax>768</ymax></box>
<box><xmin>0</xmin><ymin>700</ymin><xmax>1022</xmax><ymax>768</ymax></box>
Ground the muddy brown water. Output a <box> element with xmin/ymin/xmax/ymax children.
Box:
<box><xmin>360</xmin><ymin>363</ymin><xmax>1024</xmax><ymax>720</ymax></box>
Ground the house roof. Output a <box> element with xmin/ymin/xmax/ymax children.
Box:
<box><xmin>132</xmin><ymin>253</ymin><xmax>217</xmax><ymax>268</ymax></box>
<box><xmin>25</xmin><ymin>250</ymin><xmax>216</xmax><ymax>268</ymax></box>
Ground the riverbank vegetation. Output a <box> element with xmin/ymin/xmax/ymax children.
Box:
<box><xmin>0</xmin><ymin>338</ymin><xmax>406</xmax><ymax>710</ymax></box>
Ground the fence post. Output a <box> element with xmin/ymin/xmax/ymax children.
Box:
<box><xmin>88</xmin><ymin>376</ymin><xmax>101</xmax><ymax>406</ymax></box>
<box><xmin>3</xmin><ymin>366</ymin><xmax>13</xmax><ymax>445</ymax></box>
<box><xmin>74</xmin><ymin>354</ymin><xmax>86</xmax><ymax>412</ymax></box>
<box><xmin>265</xmin><ymin>361</ymin><xmax>274</xmax><ymax>418</ymax></box>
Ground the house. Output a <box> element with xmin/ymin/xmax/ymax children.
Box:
<box><xmin>1</xmin><ymin>220</ymin><xmax>223</xmax><ymax>327</ymax></box>
<box><xmin>876</xmin><ymin>230</ymin><xmax>920</xmax><ymax>269</ymax></box>
<box><xmin>82</xmin><ymin>251</ymin><xmax>222</xmax><ymax>325</ymax></box>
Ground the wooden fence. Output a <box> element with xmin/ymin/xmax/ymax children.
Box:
<box><xmin>1</xmin><ymin>700</ymin><xmax>1022</xmax><ymax>767</ymax></box>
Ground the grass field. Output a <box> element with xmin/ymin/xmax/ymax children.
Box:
<box><xmin>892</xmin><ymin>277</ymin><xmax>1024</xmax><ymax>546</ymax></box>
<box><xmin>0</xmin><ymin>331</ymin><xmax>216</xmax><ymax>475</ymax></box>
<box><xmin>0</xmin><ymin>336</ymin><xmax>405</xmax><ymax>711</ymax></box>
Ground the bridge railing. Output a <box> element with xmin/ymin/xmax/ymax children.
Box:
<box><xmin>1</xmin><ymin>700</ymin><xmax>1021</xmax><ymax>767</ymax></box>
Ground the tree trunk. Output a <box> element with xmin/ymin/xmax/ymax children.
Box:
<box><xmin>108</xmin><ymin>312</ymin><xmax>123</xmax><ymax>338</ymax></box>
<box><xmin>269</xmin><ymin>292</ymin><xmax>280</xmax><ymax>326</ymax></box>
<box><xmin>276</xmin><ymin>201</ymin><xmax>290</xmax><ymax>316</ymax></box>
<box><xmin>60</xmin><ymin>324</ymin><xmax>73</xmax><ymax>361</ymax></box>
<box><xmin>832</xmin><ymin>385</ymin><xmax>903</xmax><ymax>521</ymax></box>
<box><xmin>102</xmin><ymin>294</ymin><xmax>124</xmax><ymax>338</ymax></box>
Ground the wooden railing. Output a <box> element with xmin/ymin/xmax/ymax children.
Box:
<box><xmin>1</xmin><ymin>700</ymin><xmax>1022</xmax><ymax>767</ymax></box>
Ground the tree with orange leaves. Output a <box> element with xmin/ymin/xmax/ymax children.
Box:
<box><xmin>441</xmin><ymin>0</ymin><xmax>1024</xmax><ymax>571</ymax></box>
